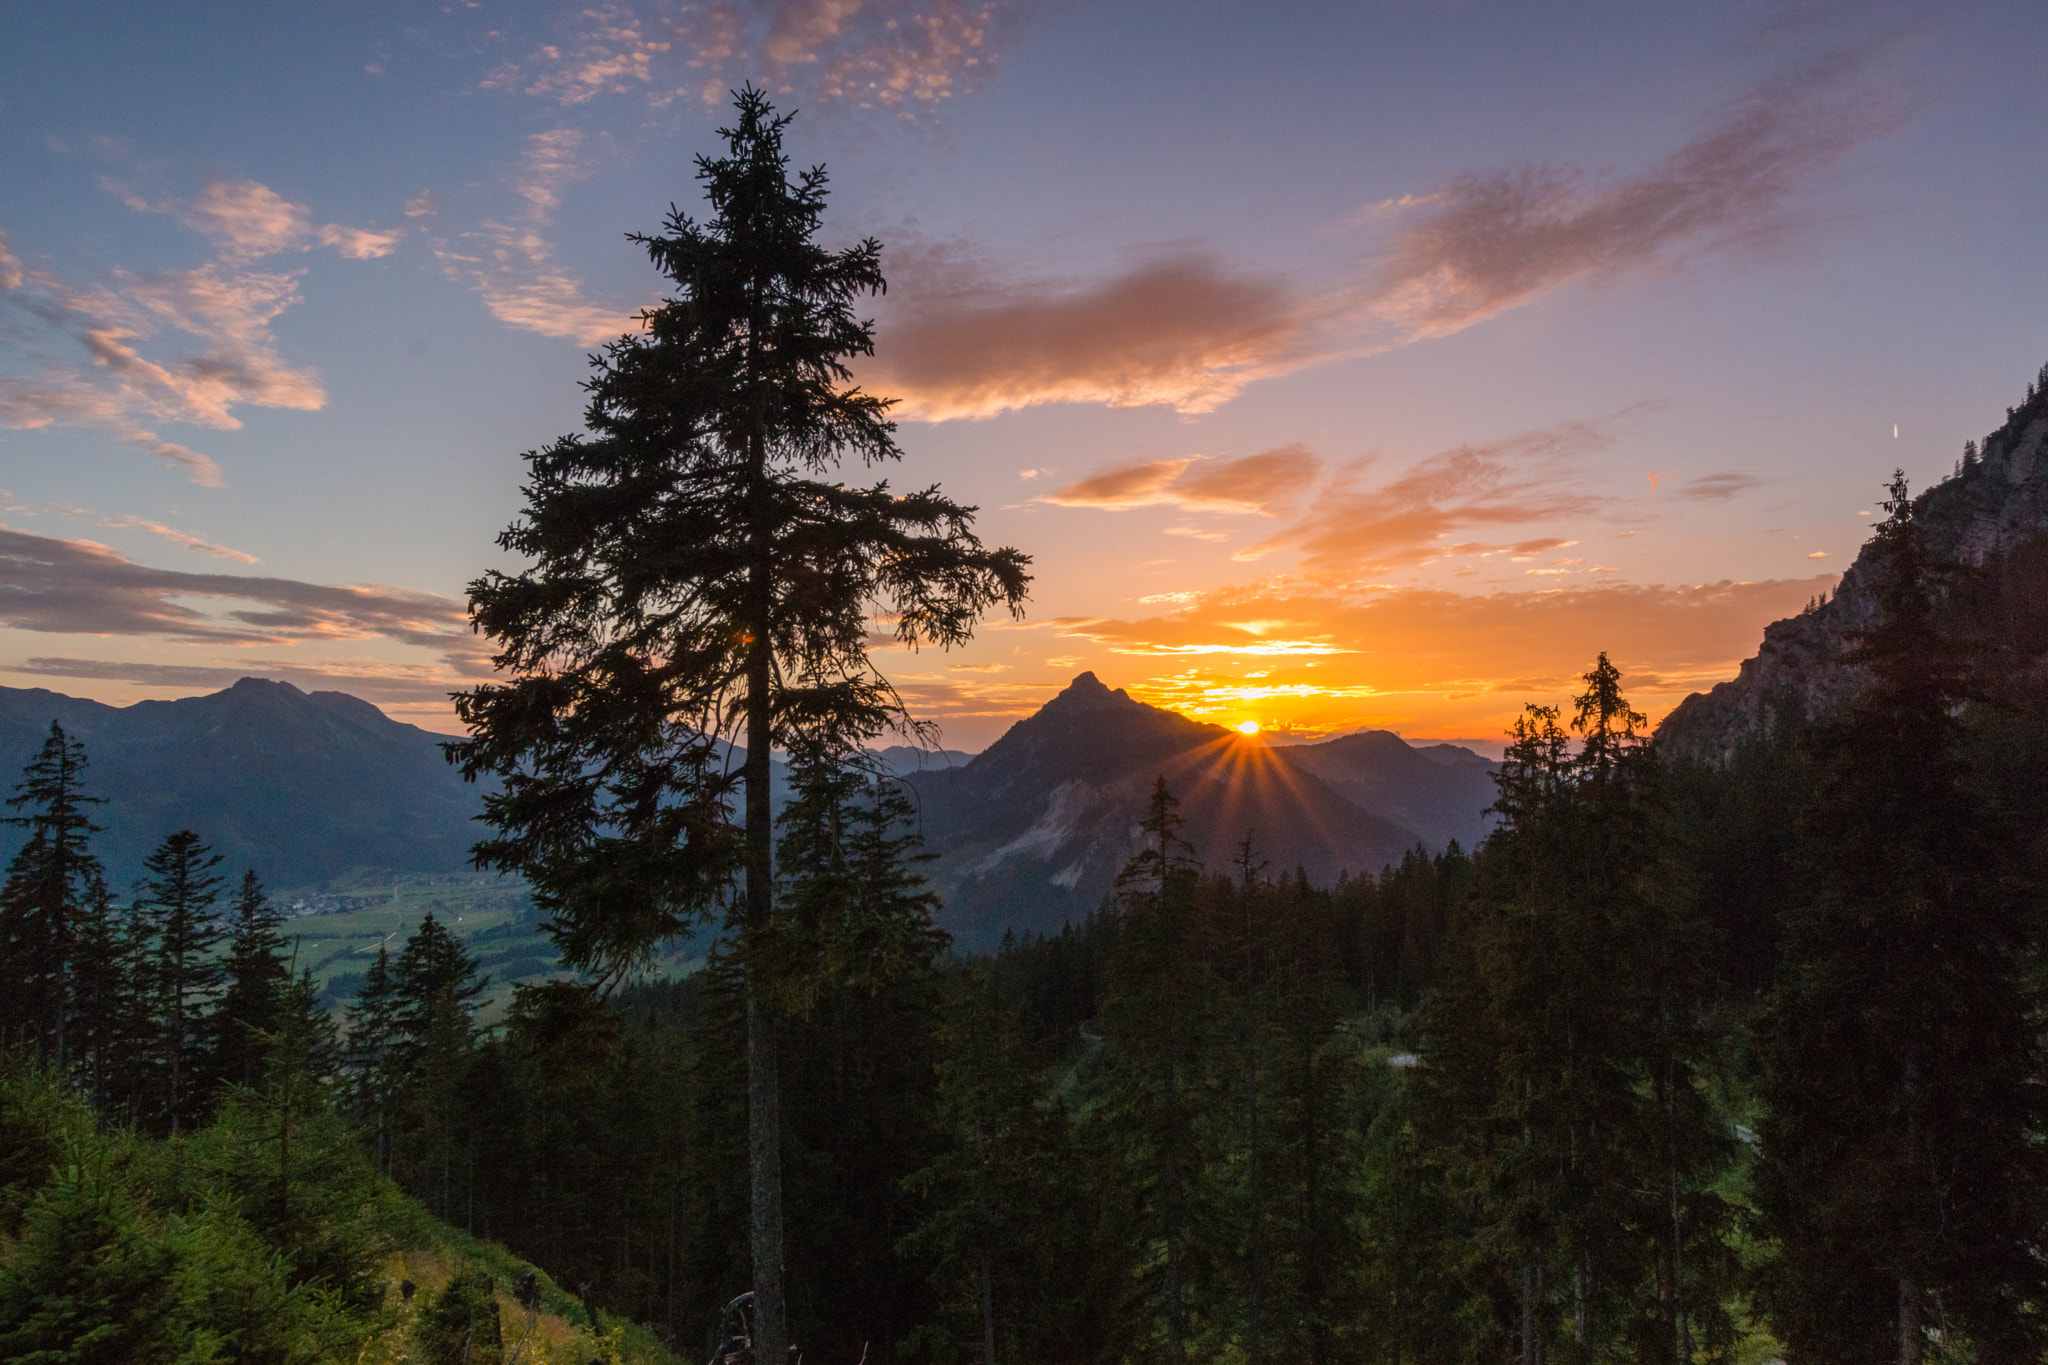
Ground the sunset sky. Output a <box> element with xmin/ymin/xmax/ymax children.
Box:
<box><xmin>2</xmin><ymin>0</ymin><xmax>2043</xmax><ymax>752</ymax></box>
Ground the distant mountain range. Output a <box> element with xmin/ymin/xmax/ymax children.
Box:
<box><xmin>1658</xmin><ymin>364</ymin><xmax>2048</xmax><ymax>758</ymax></box>
<box><xmin>0</xmin><ymin>678</ymin><xmax>482</xmax><ymax>891</ymax></box>
<box><xmin>901</xmin><ymin>672</ymin><xmax>1497</xmax><ymax>945</ymax></box>
<box><xmin>0</xmin><ymin>672</ymin><xmax>1497</xmax><ymax>940</ymax></box>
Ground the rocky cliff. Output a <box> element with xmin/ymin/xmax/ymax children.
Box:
<box><xmin>1658</xmin><ymin>363</ymin><xmax>2048</xmax><ymax>760</ymax></box>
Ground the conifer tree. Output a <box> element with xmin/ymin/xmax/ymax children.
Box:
<box><xmin>1098</xmin><ymin>779</ymin><xmax>1215</xmax><ymax>1365</ymax></box>
<box><xmin>392</xmin><ymin>911</ymin><xmax>486</xmax><ymax>1218</ymax></box>
<box><xmin>1419</xmin><ymin>658</ymin><xmax>1734</xmax><ymax>1364</ymax></box>
<box><xmin>765</xmin><ymin>753</ymin><xmax>947</xmax><ymax>1016</ymax></box>
<box><xmin>344</xmin><ymin>941</ymin><xmax>400</xmax><ymax>1173</ymax></box>
<box><xmin>208</xmin><ymin>871</ymin><xmax>292</xmax><ymax>1094</ymax></box>
<box><xmin>1757</xmin><ymin>473</ymin><xmax>2048</xmax><ymax>1364</ymax></box>
<box><xmin>0</xmin><ymin>723</ymin><xmax>106</xmax><ymax>1059</ymax></box>
<box><xmin>135</xmin><ymin>829</ymin><xmax>225</xmax><ymax>1133</ymax></box>
<box><xmin>67</xmin><ymin>869</ymin><xmax>134</xmax><ymax>1114</ymax></box>
<box><xmin>447</xmin><ymin>86</ymin><xmax>1029</xmax><ymax>1360</ymax></box>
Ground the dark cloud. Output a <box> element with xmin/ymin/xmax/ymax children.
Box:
<box><xmin>0</xmin><ymin>525</ymin><xmax>484</xmax><ymax>672</ymax></box>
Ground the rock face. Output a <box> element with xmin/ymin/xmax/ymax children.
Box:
<box><xmin>1658</xmin><ymin>364</ymin><xmax>2048</xmax><ymax>760</ymax></box>
<box><xmin>904</xmin><ymin>672</ymin><xmax>1495</xmax><ymax>946</ymax></box>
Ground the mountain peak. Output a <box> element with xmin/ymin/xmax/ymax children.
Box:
<box><xmin>1042</xmin><ymin>670</ymin><xmax>1138</xmax><ymax>716</ymax></box>
<box><xmin>229</xmin><ymin>676</ymin><xmax>305</xmax><ymax>696</ymax></box>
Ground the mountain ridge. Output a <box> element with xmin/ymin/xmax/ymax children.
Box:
<box><xmin>0</xmin><ymin>672</ymin><xmax>1498</xmax><ymax>939</ymax></box>
<box><xmin>904</xmin><ymin>672</ymin><xmax>1497</xmax><ymax>945</ymax></box>
<box><xmin>1658</xmin><ymin>363</ymin><xmax>2048</xmax><ymax>759</ymax></box>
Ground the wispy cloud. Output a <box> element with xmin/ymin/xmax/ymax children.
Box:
<box><xmin>1674</xmin><ymin>471</ymin><xmax>1763</xmax><ymax>502</ymax></box>
<box><xmin>871</xmin><ymin>43</ymin><xmax>1901</xmax><ymax>423</ymax></box>
<box><xmin>1043</xmin><ymin>445</ymin><xmax>1325</xmax><ymax>515</ymax></box>
<box><xmin>0</xmin><ymin>177</ymin><xmax>394</xmax><ymax>481</ymax></box>
<box><xmin>1360</xmin><ymin>47</ymin><xmax>1902</xmax><ymax>341</ymax></box>
<box><xmin>487</xmin><ymin>0</ymin><xmax>1028</xmax><ymax>117</ymax></box>
<box><xmin>97</xmin><ymin>516</ymin><xmax>259</xmax><ymax>563</ymax></box>
<box><xmin>435</xmin><ymin>129</ymin><xmax>643</xmax><ymax>345</ymax></box>
<box><xmin>0</xmin><ymin>525</ymin><xmax>484</xmax><ymax>675</ymax></box>
<box><xmin>1239</xmin><ymin>419</ymin><xmax>1623</xmax><ymax>576</ymax></box>
<box><xmin>176</xmin><ymin>179</ymin><xmax>403</xmax><ymax>266</ymax></box>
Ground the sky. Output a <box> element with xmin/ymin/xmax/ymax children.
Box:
<box><xmin>1</xmin><ymin>0</ymin><xmax>2043</xmax><ymax>753</ymax></box>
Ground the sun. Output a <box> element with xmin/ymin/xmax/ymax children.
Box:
<box><xmin>1236</xmin><ymin>720</ymin><xmax>1261</xmax><ymax>735</ymax></box>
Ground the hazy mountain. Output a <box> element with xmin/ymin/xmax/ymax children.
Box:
<box><xmin>1278</xmin><ymin>729</ymin><xmax>1498</xmax><ymax>852</ymax></box>
<box><xmin>1659</xmin><ymin>365</ymin><xmax>2048</xmax><ymax>759</ymax></box>
<box><xmin>868</xmin><ymin>745</ymin><xmax>973</xmax><ymax>776</ymax></box>
<box><xmin>902</xmin><ymin>673</ymin><xmax>1493</xmax><ymax>945</ymax></box>
<box><xmin>0</xmin><ymin>677</ymin><xmax>484</xmax><ymax>890</ymax></box>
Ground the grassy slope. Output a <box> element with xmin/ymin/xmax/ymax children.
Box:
<box><xmin>362</xmin><ymin>1220</ymin><xmax>681</xmax><ymax>1365</ymax></box>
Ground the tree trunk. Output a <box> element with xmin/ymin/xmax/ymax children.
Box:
<box><xmin>1898</xmin><ymin>1275</ymin><xmax>1921</xmax><ymax>1365</ymax></box>
<box><xmin>746</xmin><ymin>987</ymin><xmax>787</xmax><ymax>1365</ymax></box>
<box><xmin>979</xmin><ymin>1258</ymin><xmax>997</xmax><ymax>1365</ymax></box>
<box><xmin>744</xmin><ymin>391</ymin><xmax>789</xmax><ymax>1364</ymax></box>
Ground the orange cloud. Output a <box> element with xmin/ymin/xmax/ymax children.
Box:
<box><xmin>1044</xmin><ymin>447</ymin><xmax>1329</xmax><ymax>517</ymax></box>
<box><xmin>1241</xmin><ymin>418</ymin><xmax>1621</xmax><ymax>575</ymax></box>
<box><xmin>1053</xmin><ymin>575</ymin><xmax>1835</xmax><ymax>733</ymax></box>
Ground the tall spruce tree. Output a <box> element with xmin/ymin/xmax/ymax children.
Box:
<box><xmin>1098</xmin><ymin>779</ymin><xmax>1216</xmax><ymax>1365</ymax></box>
<box><xmin>447</xmin><ymin>85</ymin><xmax>1028</xmax><ymax>1360</ymax></box>
<box><xmin>0</xmin><ymin>723</ymin><xmax>106</xmax><ymax>1060</ymax></box>
<box><xmin>1757</xmin><ymin>473</ymin><xmax>2048</xmax><ymax>1364</ymax></box>
<box><xmin>208</xmin><ymin>871</ymin><xmax>292</xmax><ymax>1094</ymax></box>
<box><xmin>392</xmin><ymin>911</ymin><xmax>486</xmax><ymax>1218</ymax></box>
<box><xmin>134</xmin><ymin>829</ymin><xmax>226</xmax><ymax>1133</ymax></box>
<box><xmin>67</xmin><ymin>869</ymin><xmax>134</xmax><ymax>1114</ymax></box>
<box><xmin>343</xmin><ymin>940</ymin><xmax>400</xmax><ymax>1173</ymax></box>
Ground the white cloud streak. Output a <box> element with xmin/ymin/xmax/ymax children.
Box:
<box><xmin>434</xmin><ymin>129</ymin><xmax>646</xmax><ymax>345</ymax></box>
